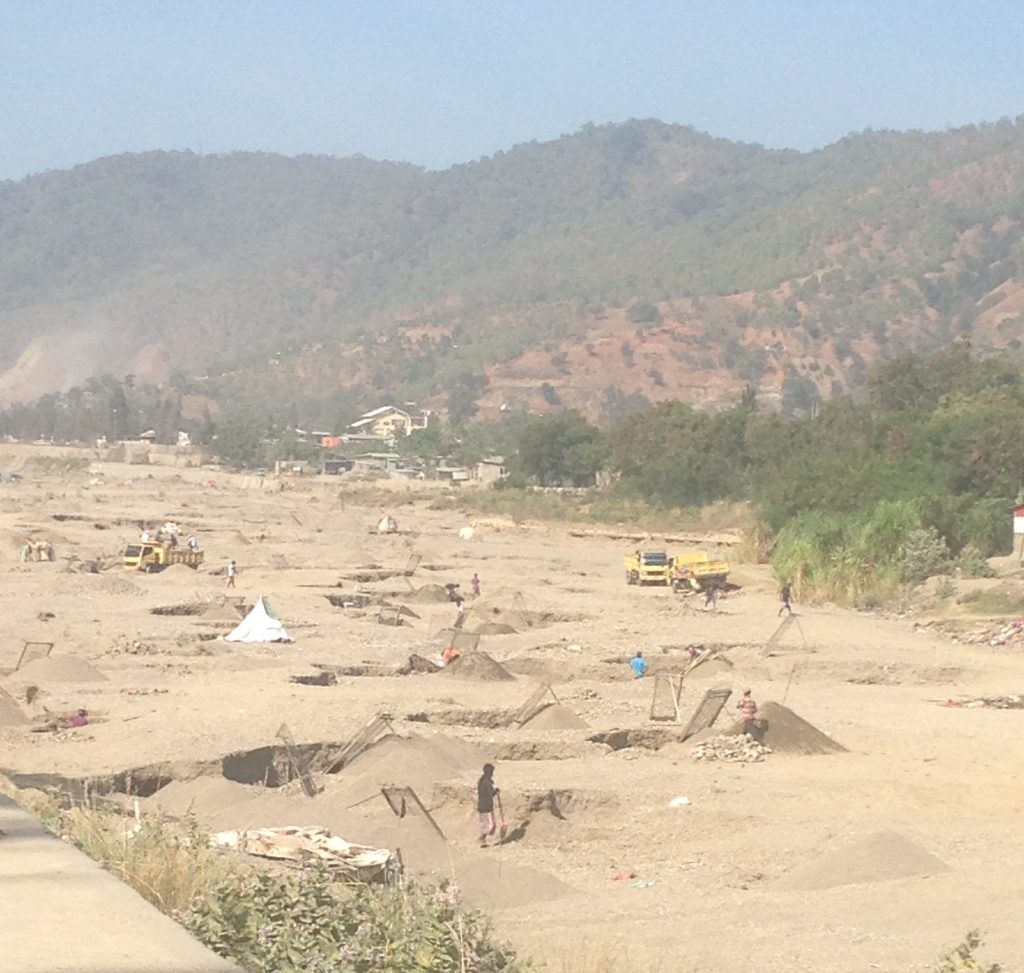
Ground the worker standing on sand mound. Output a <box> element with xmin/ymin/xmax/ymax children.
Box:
<box><xmin>630</xmin><ymin>651</ymin><xmax>648</xmax><ymax>679</ymax></box>
<box><xmin>477</xmin><ymin>763</ymin><xmax>500</xmax><ymax>847</ymax></box>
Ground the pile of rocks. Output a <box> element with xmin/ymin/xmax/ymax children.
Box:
<box><xmin>691</xmin><ymin>734</ymin><xmax>771</xmax><ymax>763</ymax></box>
<box><xmin>915</xmin><ymin>618</ymin><xmax>1024</xmax><ymax>647</ymax></box>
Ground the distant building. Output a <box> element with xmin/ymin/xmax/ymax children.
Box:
<box><xmin>352</xmin><ymin>452</ymin><xmax>404</xmax><ymax>475</ymax></box>
<box><xmin>436</xmin><ymin>465</ymin><xmax>471</xmax><ymax>482</ymax></box>
<box><xmin>347</xmin><ymin>406</ymin><xmax>430</xmax><ymax>440</ymax></box>
<box><xmin>322</xmin><ymin>458</ymin><xmax>353</xmax><ymax>475</ymax></box>
<box><xmin>474</xmin><ymin>456</ymin><xmax>508</xmax><ymax>485</ymax></box>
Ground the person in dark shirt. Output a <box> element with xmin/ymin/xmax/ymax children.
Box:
<box><xmin>779</xmin><ymin>583</ymin><xmax>793</xmax><ymax>616</ymax></box>
<box><xmin>477</xmin><ymin>763</ymin><xmax>499</xmax><ymax>847</ymax></box>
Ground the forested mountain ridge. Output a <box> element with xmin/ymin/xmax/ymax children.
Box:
<box><xmin>3</xmin><ymin>117</ymin><xmax>1024</xmax><ymax>427</ymax></box>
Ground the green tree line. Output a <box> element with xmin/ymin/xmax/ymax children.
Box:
<box><xmin>510</xmin><ymin>347</ymin><xmax>1021</xmax><ymax>601</ymax></box>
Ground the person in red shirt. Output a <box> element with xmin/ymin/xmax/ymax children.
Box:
<box><xmin>736</xmin><ymin>689</ymin><xmax>758</xmax><ymax>736</ymax></box>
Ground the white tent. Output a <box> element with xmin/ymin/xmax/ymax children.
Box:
<box><xmin>225</xmin><ymin>596</ymin><xmax>293</xmax><ymax>643</ymax></box>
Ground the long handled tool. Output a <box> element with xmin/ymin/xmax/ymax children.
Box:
<box><xmin>496</xmin><ymin>792</ymin><xmax>509</xmax><ymax>841</ymax></box>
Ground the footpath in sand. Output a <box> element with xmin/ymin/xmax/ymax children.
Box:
<box><xmin>0</xmin><ymin>796</ymin><xmax>239</xmax><ymax>973</ymax></box>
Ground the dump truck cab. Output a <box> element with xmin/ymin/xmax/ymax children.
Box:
<box><xmin>670</xmin><ymin>551</ymin><xmax>730</xmax><ymax>592</ymax></box>
<box><xmin>624</xmin><ymin>551</ymin><xmax>672</xmax><ymax>585</ymax></box>
<box><xmin>123</xmin><ymin>543</ymin><xmax>204</xmax><ymax>573</ymax></box>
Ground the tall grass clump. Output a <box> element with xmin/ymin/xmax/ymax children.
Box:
<box><xmin>773</xmin><ymin>500</ymin><xmax>952</xmax><ymax>605</ymax></box>
<box><xmin>56</xmin><ymin>805</ymin><xmax>228</xmax><ymax>916</ymax></box>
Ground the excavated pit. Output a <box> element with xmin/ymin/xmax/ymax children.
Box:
<box><xmin>494</xmin><ymin>740</ymin><xmax>594</xmax><ymax>760</ymax></box>
<box><xmin>587</xmin><ymin>728</ymin><xmax>681</xmax><ymax>751</ymax></box>
<box><xmin>150</xmin><ymin>604</ymin><xmax>206</xmax><ymax>616</ymax></box>
<box><xmin>291</xmin><ymin>672</ymin><xmax>338</xmax><ymax>687</ymax></box>
<box><xmin>325</xmin><ymin>593</ymin><xmax>375</xmax><ymax>609</ymax></box>
<box><xmin>403</xmin><ymin>708</ymin><xmax>511</xmax><ymax>729</ymax></box>
<box><xmin>306</xmin><ymin>662</ymin><xmax>399</xmax><ymax>678</ymax></box>
<box><xmin>1</xmin><ymin>740</ymin><xmax>344</xmax><ymax>803</ymax></box>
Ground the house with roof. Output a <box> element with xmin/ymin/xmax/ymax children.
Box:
<box><xmin>346</xmin><ymin>406</ymin><xmax>430</xmax><ymax>440</ymax></box>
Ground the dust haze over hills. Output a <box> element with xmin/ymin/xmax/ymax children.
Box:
<box><xmin>3</xmin><ymin>117</ymin><xmax>1024</xmax><ymax>426</ymax></box>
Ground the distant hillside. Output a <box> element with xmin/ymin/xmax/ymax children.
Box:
<box><xmin>3</xmin><ymin>118</ymin><xmax>1024</xmax><ymax>424</ymax></box>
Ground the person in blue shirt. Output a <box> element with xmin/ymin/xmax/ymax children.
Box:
<box><xmin>629</xmin><ymin>651</ymin><xmax>648</xmax><ymax>679</ymax></box>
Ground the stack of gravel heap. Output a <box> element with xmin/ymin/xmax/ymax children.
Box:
<box><xmin>691</xmin><ymin>734</ymin><xmax>771</xmax><ymax>763</ymax></box>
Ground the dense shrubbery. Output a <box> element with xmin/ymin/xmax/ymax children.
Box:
<box><xmin>53</xmin><ymin>805</ymin><xmax>524</xmax><ymax>973</ymax></box>
<box><xmin>511</xmin><ymin>347</ymin><xmax>1020</xmax><ymax>601</ymax></box>
<box><xmin>188</xmin><ymin>868</ymin><xmax>523</xmax><ymax>973</ymax></box>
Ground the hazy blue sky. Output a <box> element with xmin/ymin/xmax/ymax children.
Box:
<box><xmin>3</xmin><ymin>0</ymin><xmax>1024</xmax><ymax>180</ymax></box>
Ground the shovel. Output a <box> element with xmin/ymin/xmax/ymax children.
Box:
<box><xmin>496</xmin><ymin>792</ymin><xmax>509</xmax><ymax>842</ymax></box>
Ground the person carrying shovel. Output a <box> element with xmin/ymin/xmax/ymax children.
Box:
<box><xmin>477</xmin><ymin>762</ymin><xmax>504</xmax><ymax>847</ymax></box>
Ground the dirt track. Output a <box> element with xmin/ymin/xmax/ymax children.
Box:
<box><xmin>1</xmin><ymin>448</ymin><xmax>1023</xmax><ymax>971</ymax></box>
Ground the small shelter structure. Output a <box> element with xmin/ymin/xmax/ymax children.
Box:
<box><xmin>225</xmin><ymin>596</ymin><xmax>293</xmax><ymax>643</ymax></box>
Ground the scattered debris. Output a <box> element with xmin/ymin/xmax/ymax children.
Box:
<box><xmin>914</xmin><ymin>617</ymin><xmax>1024</xmax><ymax>647</ymax></box>
<box><xmin>107</xmin><ymin>636</ymin><xmax>158</xmax><ymax>656</ymax></box>
<box><xmin>943</xmin><ymin>694</ymin><xmax>1024</xmax><ymax>709</ymax></box>
<box><xmin>213</xmin><ymin>826</ymin><xmax>394</xmax><ymax>883</ymax></box>
<box><xmin>691</xmin><ymin>734</ymin><xmax>771</xmax><ymax>763</ymax></box>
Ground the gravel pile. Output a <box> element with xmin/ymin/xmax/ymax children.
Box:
<box><xmin>691</xmin><ymin>734</ymin><xmax>770</xmax><ymax>763</ymax></box>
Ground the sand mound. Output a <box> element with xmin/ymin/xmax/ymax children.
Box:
<box><xmin>0</xmin><ymin>692</ymin><xmax>29</xmax><ymax>726</ymax></box>
<box><xmin>521</xmin><ymin>704</ymin><xmax>589</xmax><ymax>730</ymax></box>
<box><xmin>148</xmin><ymin>777</ymin><xmax>256</xmax><ymax>817</ymax></box>
<box><xmin>15</xmin><ymin>655</ymin><xmax>108</xmax><ymax>683</ymax></box>
<box><xmin>474</xmin><ymin>622</ymin><xmax>518</xmax><ymax>635</ymax></box>
<box><xmin>404</xmin><ymin>584</ymin><xmax>452</xmax><ymax>604</ymax></box>
<box><xmin>334</xmin><ymin>733</ymin><xmax>483</xmax><ymax>803</ymax></box>
<box><xmin>728</xmin><ymin>701</ymin><xmax>845</xmax><ymax>755</ymax></box>
<box><xmin>201</xmin><ymin>602</ymin><xmax>245</xmax><ymax>622</ymax></box>
<box><xmin>453</xmin><ymin>857</ymin><xmax>575</xmax><ymax>910</ymax></box>
<box><xmin>93</xmin><ymin>576</ymin><xmax>145</xmax><ymax>597</ymax></box>
<box><xmin>775</xmin><ymin>830</ymin><xmax>950</xmax><ymax>890</ymax></box>
<box><xmin>440</xmin><ymin>651</ymin><xmax>515</xmax><ymax>682</ymax></box>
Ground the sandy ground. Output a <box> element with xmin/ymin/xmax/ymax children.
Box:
<box><xmin>1</xmin><ymin>447</ymin><xmax>1023</xmax><ymax>972</ymax></box>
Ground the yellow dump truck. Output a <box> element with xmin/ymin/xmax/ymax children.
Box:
<box><xmin>670</xmin><ymin>551</ymin><xmax>730</xmax><ymax>592</ymax></box>
<box><xmin>123</xmin><ymin>543</ymin><xmax>204</xmax><ymax>573</ymax></box>
<box><xmin>624</xmin><ymin>551</ymin><xmax>672</xmax><ymax>586</ymax></box>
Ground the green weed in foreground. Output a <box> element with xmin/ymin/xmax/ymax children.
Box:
<box><xmin>935</xmin><ymin>930</ymin><xmax>1001</xmax><ymax>973</ymax></box>
<box><xmin>53</xmin><ymin>803</ymin><xmax>524</xmax><ymax>973</ymax></box>
<box><xmin>187</xmin><ymin>867</ymin><xmax>525</xmax><ymax>973</ymax></box>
